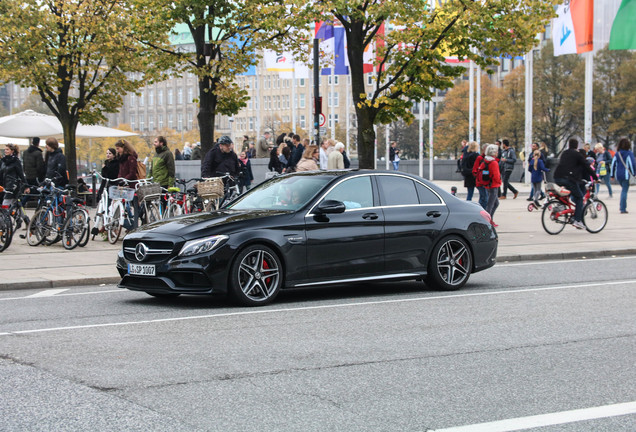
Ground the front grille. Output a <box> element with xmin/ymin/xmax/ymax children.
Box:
<box><xmin>123</xmin><ymin>239</ymin><xmax>176</xmax><ymax>263</ymax></box>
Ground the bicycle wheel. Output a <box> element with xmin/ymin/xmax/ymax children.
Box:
<box><xmin>62</xmin><ymin>209</ymin><xmax>89</xmax><ymax>250</ymax></box>
<box><xmin>145</xmin><ymin>201</ymin><xmax>161</xmax><ymax>223</ymax></box>
<box><xmin>0</xmin><ymin>210</ymin><xmax>13</xmax><ymax>252</ymax></box>
<box><xmin>78</xmin><ymin>209</ymin><xmax>90</xmax><ymax>247</ymax></box>
<box><xmin>42</xmin><ymin>209</ymin><xmax>61</xmax><ymax>246</ymax></box>
<box><xmin>541</xmin><ymin>200</ymin><xmax>567</xmax><ymax>235</ymax></box>
<box><xmin>107</xmin><ymin>203</ymin><xmax>123</xmax><ymax>244</ymax></box>
<box><xmin>583</xmin><ymin>199</ymin><xmax>608</xmax><ymax>233</ymax></box>
<box><xmin>25</xmin><ymin>208</ymin><xmax>48</xmax><ymax>246</ymax></box>
<box><xmin>165</xmin><ymin>203</ymin><xmax>182</xmax><ymax>218</ymax></box>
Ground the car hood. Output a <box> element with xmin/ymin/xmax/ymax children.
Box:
<box><xmin>129</xmin><ymin>209</ymin><xmax>293</xmax><ymax>239</ymax></box>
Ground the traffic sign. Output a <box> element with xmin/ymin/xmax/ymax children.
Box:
<box><xmin>319</xmin><ymin>127</ymin><xmax>327</xmax><ymax>135</ymax></box>
<box><xmin>319</xmin><ymin>113</ymin><xmax>326</xmax><ymax>127</ymax></box>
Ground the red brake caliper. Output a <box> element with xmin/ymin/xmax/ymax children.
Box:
<box><xmin>262</xmin><ymin>259</ymin><xmax>271</xmax><ymax>284</ymax></box>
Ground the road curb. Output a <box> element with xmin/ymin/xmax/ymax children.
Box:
<box><xmin>0</xmin><ymin>277</ymin><xmax>121</xmax><ymax>292</ymax></box>
<box><xmin>498</xmin><ymin>249</ymin><xmax>636</xmax><ymax>263</ymax></box>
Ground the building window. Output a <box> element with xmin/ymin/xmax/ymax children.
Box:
<box><xmin>248</xmin><ymin>98</ymin><xmax>253</xmax><ymax>110</ymax></box>
<box><xmin>148</xmin><ymin>90</ymin><xmax>154</xmax><ymax>105</ymax></box>
<box><xmin>188</xmin><ymin>87</ymin><xmax>193</xmax><ymax>103</ymax></box>
<box><xmin>299</xmin><ymin>78</ymin><xmax>305</xmax><ymax>87</ymax></box>
<box><xmin>187</xmin><ymin>112</ymin><xmax>193</xmax><ymax>128</ymax></box>
<box><xmin>329</xmin><ymin>92</ymin><xmax>339</xmax><ymax>107</ymax></box>
<box><xmin>149</xmin><ymin>114</ymin><xmax>154</xmax><ymax>131</ymax></box>
<box><xmin>139</xmin><ymin>114</ymin><xmax>145</xmax><ymax>131</ymax></box>
<box><xmin>167</xmin><ymin>89</ymin><xmax>173</xmax><ymax>105</ymax></box>
<box><xmin>139</xmin><ymin>91</ymin><xmax>144</xmax><ymax>106</ymax></box>
<box><xmin>367</xmin><ymin>74</ymin><xmax>374</xmax><ymax>86</ymax></box>
<box><xmin>158</xmin><ymin>89</ymin><xmax>164</xmax><ymax>105</ymax></box>
<box><xmin>130</xmin><ymin>94</ymin><xmax>135</xmax><ymax>107</ymax></box>
<box><xmin>158</xmin><ymin>114</ymin><xmax>163</xmax><ymax>129</ymax></box>
<box><xmin>300</xmin><ymin>115</ymin><xmax>306</xmax><ymax>129</ymax></box>
<box><xmin>168</xmin><ymin>113</ymin><xmax>174</xmax><ymax>129</ymax></box>
<box><xmin>177</xmin><ymin>88</ymin><xmax>183</xmax><ymax>104</ymax></box>
<box><xmin>277</xmin><ymin>95</ymin><xmax>281</xmax><ymax>109</ymax></box>
<box><xmin>177</xmin><ymin>113</ymin><xmax>183</xmax><ymax>131</ymax></box>
<box><xmin>299</xmin><ymin>94</ymin><xmax>306</xmax><ymax>109</ymax></box>
<box><xmin>329</xmin><ymin>114</ymin><xmax>339</xmax><ymax>129</ymax></box>
<box><xmin>328</xmin><ymin>76</ymin><xmax>339</xmax><ymax>85</ymax></box>
<box><xmin>130</xmin><ymin>115</ymin><xmax>136</xmax><ymax>130</ymax></box>
<box><xmin>249</xmin><ymin>116</ymin><xmax>254</xmax><ymax>130</ymax></box>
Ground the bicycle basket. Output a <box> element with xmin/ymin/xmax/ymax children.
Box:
<box><xmin>136</xmin><ymin>183</ymin><xmax>162</xmax><ymax>201</ymax></box>
<box><xmin>197</xmin><ymin>178</ymin><xmax>224</xmax><ymax>199</ymax></box>
<box><xmin>109</xmin><ymin>186</ymin><xmax>136</xmax><ymax>201</ymax></box>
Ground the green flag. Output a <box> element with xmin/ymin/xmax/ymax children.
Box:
<box><xmin>609</xmin><ymin>0</ymin><xmax>636</xmax><ymax>50</ymax></box>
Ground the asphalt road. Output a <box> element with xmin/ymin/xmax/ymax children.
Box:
<box><xmin>1</xmin><ymin>257</ymin><xmax>635</xmax><ymax>432</ymax></box>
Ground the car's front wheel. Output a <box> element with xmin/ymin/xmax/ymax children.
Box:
<box><xmin>230</xmin><ymin>244</ymin><xmax>283</xmax><ymax>306</ymax></box>
<box><xmin>426</xmin><ymin>236</ymin><xmax>472</xmax><ymax>291</ymax></box>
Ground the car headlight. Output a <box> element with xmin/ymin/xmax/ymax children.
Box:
<box><xmin>179</xmin><ymin>235</ymin><xmax>228</xmax><ymax>257</ymax></box>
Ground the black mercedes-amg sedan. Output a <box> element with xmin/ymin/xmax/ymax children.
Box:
<box><xmin>117</xmin><ymin>170</ymin><xmax>497</xmax><ymax>306</ymax></box>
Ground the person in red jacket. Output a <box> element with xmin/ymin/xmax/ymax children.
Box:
<box><xmin>115</xmin><ymin>139</ymin><xmax>138</xmax><ymax>187</ymax></box>
<box><xmin>476</xmin><ymin>144</ymin><xmax>502</xmax><ymax>224</ymax></box>
<box><xmin>472</xmin><ymin>143</ymin><xmax>489</xmax><ymax>210</ymax></box>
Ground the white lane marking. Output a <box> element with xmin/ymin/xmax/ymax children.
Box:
<box><xmin>25</xmin><ymin>289</ymin><xmax>69</xmax><ymax>298</ymax></box>
<box><xmin>497</xmin><ymin>255</ymin><xmax>634</xmax><ymax>267</ymax></box>
<box><xmin>0</xmin><ymin>289</ymin><xmax>121</xmax><ymax>302</ymax></box>
<box><xmin>0</xmin><ymin>279</ymin><xmax>634</xmax><ymax>337</ymax></box>
<box><xmin>429</xmin><ymin>401</ymin><xmax>636</xmax><ymax>431</ymax></box>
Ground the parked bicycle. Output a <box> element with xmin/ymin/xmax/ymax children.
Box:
<box><xmin>91</xmin><ymin>173</ymin><xmax>144</xmax><ymax>243</ymax></box>
<box><xmin>541</xmin><ymin>180</ymin><xmax>608</xmax><ymax>235</ymax></box>
<box><xmin>2</xmin><ymin>184</ymin><xmax>30</xmax><ymax>232</ymax></box>
<box><xmin>0</xmin><ymin>186</ymin><xmax>13</xmax><ymax>252</ymax></box>
<box><xmin>25</xmin><ymin>179</ymin><xmax>91</xmax><ymax>249</ymax></box>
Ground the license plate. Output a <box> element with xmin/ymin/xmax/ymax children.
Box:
<box><xmin>128</xmin><ymin>263</ymin><xmax>156</xmax><ymax>276</ymax></box>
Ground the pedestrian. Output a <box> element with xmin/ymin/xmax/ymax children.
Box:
<box><xmin>472</xmin><ymin>143</ymin><xmax>490</xmax><ymax>210</ymax></box>
<box><xmin>583</xmin><ymin>143</ymin><xmax>595</xmax><ymax>159</ymax></box>
<box><xmin>149</xmin><ymin>136</ymin><xmax>175</xmax><ymax>189</ymax></box>
<box><xmin>278</xmin><ymin>143</ymin><xmax>291</xmax><ymax>170</ymax></box>
<box><xmin>201</xmin><ymin>136</ymin><xmax>240</xmax><ymax>178</ymax></box>
<box><xmin>610</xmin><ymin>137</ymin><xmax>636</xmax><ymax>214</ymax></box>
<box><xmin>191</xmin><ymin>142</ymin><xmax>201</xmax><ymax>160</ymax></box>
<box><xmin>499</xmin><ymin>139</ymin><xmax>518</xmax><ymax>199</ymax></box>
<box><xmin>97</xmin><ymin>147</ymin><xmax>120</xmax><ymax>201</ymax></box>
<box><xmin>479</xmin><ymin>144</ymin><xmax>502</xmax><ymax>224</ymax></box>
<box><xmin>115</xmin><ymin>139</ymin><xmax>138</xmax><ymax>185</ymax></box>
<box><xmin>182</xmin><ymin>142</ymin><xmax>192</xmax><ymax>160</ymax></box>
<box><xmin>237</xmin><ymin>151</ymin><xmax>254</xmax><ymax>193</ymax></box>
<box><xmin>328</xmin><ymin>142</ymin><xmax>345</xmax><ymax>169</ymax></box>
<box><xmin>44</xmin><ymin>137</ymin><xmax>68</xmax><ymax>187</ymax></box>
<box><xmin>268</xmin><ymin>146</ymin><xmax>283</xmax><ymax>174</ymax></box>
<box><xmin>528</xmin><ymin>150</ymin><xmax>549</xmax><ymax>207</ymax></box>
<box><xmin>174</xmin><ymin>148</ymin><xmax>184</xmax><ymax>161</ymax></box>
<box><xmin>286</xmin><ymin>134</ymin><xmax>304</xmax><ymax>173</ymax></box>
<box><xmin>461</xmin><ymin>141</ymin><xmax>479</xmax><ymax>201</ymax></box>
<box><xmin>554</xmin><ymin>138</ymin><xmax>597</xmax><ymax>229</ymax></box>
<box><xmin>319</xmin><ymin>139</ymin><xmax>330</xmax><ymax>169</ymax></box>
<box><xmin>295</xmin><ymin>145</ymin><xmax>320</xmax><ymax>171</ymax></box>
<box><xmin>389</xmin><ymin>142</ymin><xmax>400</xmax><ymax>170</ymax></box>
<box><xmin>0</xmin><ymin>145</ymin><xmax>27</xmax><ymax>220</ymax></box>
<box><xmin>594</xmin><ymin>143</ymin><xmax>613</xmax><ymax>198</ymax></box>
<box><xmin>247</xmin><ymin>142</ymin><xmax>256</xmax><ymax>159</ymax></box>
<box><xmin>256</xmin><ymin>129</ymin><xmax>274</xmax><ymax>158</ymax></box>
<box><xmin>526</xmin><ymin>142</ymin><xmax>546</xmax><ymax>201</ymax></box>
<box><xmin>21</xmin><ymin>137</ymin><xmax>45</xmax><ymax>207</ymax></box>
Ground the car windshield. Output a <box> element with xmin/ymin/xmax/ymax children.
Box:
<box><xmin>227</xmin><ymin>175</ymin><xmax>332</xmax><ymax>211</ymax></box>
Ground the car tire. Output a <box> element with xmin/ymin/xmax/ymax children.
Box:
<box><xmin>426</xmin><ymin>236</ymin><xmax>472</xmax><ymax>291</ymax></box>
<box><xmin>229</xmin><ymin>244</ymin><xmax>283</xmax><ymax>306</ymax></box>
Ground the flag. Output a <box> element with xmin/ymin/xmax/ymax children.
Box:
<box><xmin>609</xmin><ymin>0</ymin><xmax>636</xmax><ymax>50</ymax></box>
<box><xmin>264</xmin><ymin>50</ymin><xmax>309</xmax><ymax>79</ymax></box>
<box><xmin>552</xmin><ymin>0</ymin><xmax>593</xmax><ymax>56</ymax></box>
<box><xmin>363</xmin><ymin>22</ymin><xmax>386</xmax><ymax>73</ymax></box>
<box><xmin>315</xmin><ymin>21</ymin><xmax>349</xmax><ymax>75</ymax></box>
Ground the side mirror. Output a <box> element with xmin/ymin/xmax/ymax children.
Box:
<box><xmin>315</xmin><ymin>199</ymin><xmax>346</xmax><ymax>214</ymax></box>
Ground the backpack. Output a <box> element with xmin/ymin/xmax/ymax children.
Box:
<box><xmin>137</xmin><ymin>160</ymin><xmax>147</xmax><ymax>179</ymax></box>
<box><xmin>478</xmin><ymin>160</ymin><xmax>492</xmax><ymax>184</ymax></box>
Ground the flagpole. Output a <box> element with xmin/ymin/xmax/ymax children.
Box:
<box><xmin>468</xmin><ymin>59</ymin><xmax>474</xmax><ymax>142</ymax></box>
<box><xmin>256</xmin><ymin>64</ymin><xmax>262</xmax><ymax>136</ymax></box>
<box><xmin>524</xmin><ymin>48</ymin><xmax>533</xmax><ymax>185</ymax></box>
<box><xmin>330</xmin><ymin>67</ymin><xmax>335</xmax><ymax>139</ymax></box>
<box><xmin>419</xmin><ymin>101</ymin><xmax>423</xmax><ymax>178</ymax></box>
<box><xmin>385</xmin><ymin>124</ymin><xmax>390</xmax><ymax>170</ymax></box>
<box><xmin>584</xmin><ymin>51</ymin><xmax>593</xmax><ymax>144</ymax></box>
<box><xmin>346</xmin><ymin>74</ymin><xmax>350</xmax><ymax>154</ymax></box>
<box><xmin>476</xmin><ymin>63</ymin><xmax>481</xmax><ymax>144</ymax></box>
<box><xmin>429</xmin><ymin>98</ymin><xmax>434</xmax><ymax>181</ymax></box>
<box><xmin>292</xmin><ymin>65</ymin><xmax>297</xmax><ymax>133</ymax></box>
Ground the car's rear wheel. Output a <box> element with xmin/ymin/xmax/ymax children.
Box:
<box><xmin>426</xmin><ymin>236</ymin><xmax>472</xmax><ymax>291</ymax></box>
<box><xmin>230</xmin><ymin>244</ymin><xmax>282</xmax><ymax>306</ymax></box>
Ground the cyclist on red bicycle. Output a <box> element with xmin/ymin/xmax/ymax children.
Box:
<box><xmin>553</xmin><ymin>138</ymin><xmax>598</xmax><ymax>229</ymax></box>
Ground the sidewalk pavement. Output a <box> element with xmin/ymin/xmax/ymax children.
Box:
<box><xmin>1</xmin><ymin>179</ymin><xmax>634</xmax><ymax>291</ymax></box>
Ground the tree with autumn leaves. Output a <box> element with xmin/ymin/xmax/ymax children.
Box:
<box><xmin>0</xmin><ymin>0</ymin><xmax>174</xmax><ymax>185</ymax></box>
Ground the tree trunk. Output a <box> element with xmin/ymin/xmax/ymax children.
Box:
<box><xmin>60</xmin><ymin>113</ymin><xmax>79</xmax><ymax>187</ymax></box>
<box><xmin>197</xmin><ymin>74</ymin><xmax>216</xmax><ymax>164</ymax></box>
<box><xmin>356</xmin><ymin>107</ymin><xmax>376</xmax><ymax>169</ymax></box>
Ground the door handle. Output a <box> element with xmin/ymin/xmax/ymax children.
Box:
<box><xmin>427</xmin><ymin>211</ymin><xmax>442</xmax><ymax>218</ymax></box>
<box><xmin>362</xmin><ymin>212</ymin><xmax>378</xmax><ymax>220</ymax></box>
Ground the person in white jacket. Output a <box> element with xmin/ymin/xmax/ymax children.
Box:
<box><xmin>327</xmin><ymin>142</ymin><xmax>345</xmax><ymax>169</ymax></box>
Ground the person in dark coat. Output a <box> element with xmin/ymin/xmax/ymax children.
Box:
<box><xmin>115</xmin><ymin>139</ymin><xmax>138</xmax><ymax>187</ymax></box>
<box><xmin>1</xmin><ymin>144</ymin><xmax>28</xmax><ymax>209</ymax></box>
<box><xmin>461</xmin><ymin>141</ymin><xmax>479</xmax><ymax>201</ymax></box>
<box><xmin>97</xmin><ymin>148</ymin><xmax>120</xmax><ymax>200</ymax></box>
<box><xmin>20</xmin><ymin>137</ymin><xmax>45</xmax><ymax>206</ymax></box>
<box><xmin>44</xmin><ymin>138</ymin><xmax>67</xmax><ymax>187</ymax></box>
<box><xmin>201</xmin><ymin>136</ymin><xmax>240</xmax><ymax>178</ymax></box>
<box><xmin>237</xmin><ymin>151</ymin><xmax>254</xmax><ymax>193</ymax></box>
<box><xmin>268</xmin><ymin>146</ymin><xmax>283</xmax><ymax>173</ymax></box>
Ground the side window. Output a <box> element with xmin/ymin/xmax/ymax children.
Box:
<box><xmin>377</xmin><ymin>176</ymin><xmax>419</xmax><ymax>206</ymax></box>
<box><xmin>322</xmin><ymin>176</ymin><xmax>373</xmax><ymax>210</ymax></box>
<box><xmin>415</xmin><ymin>182</ymin><xmax>442</xmax><ymax>204</ymax></box>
